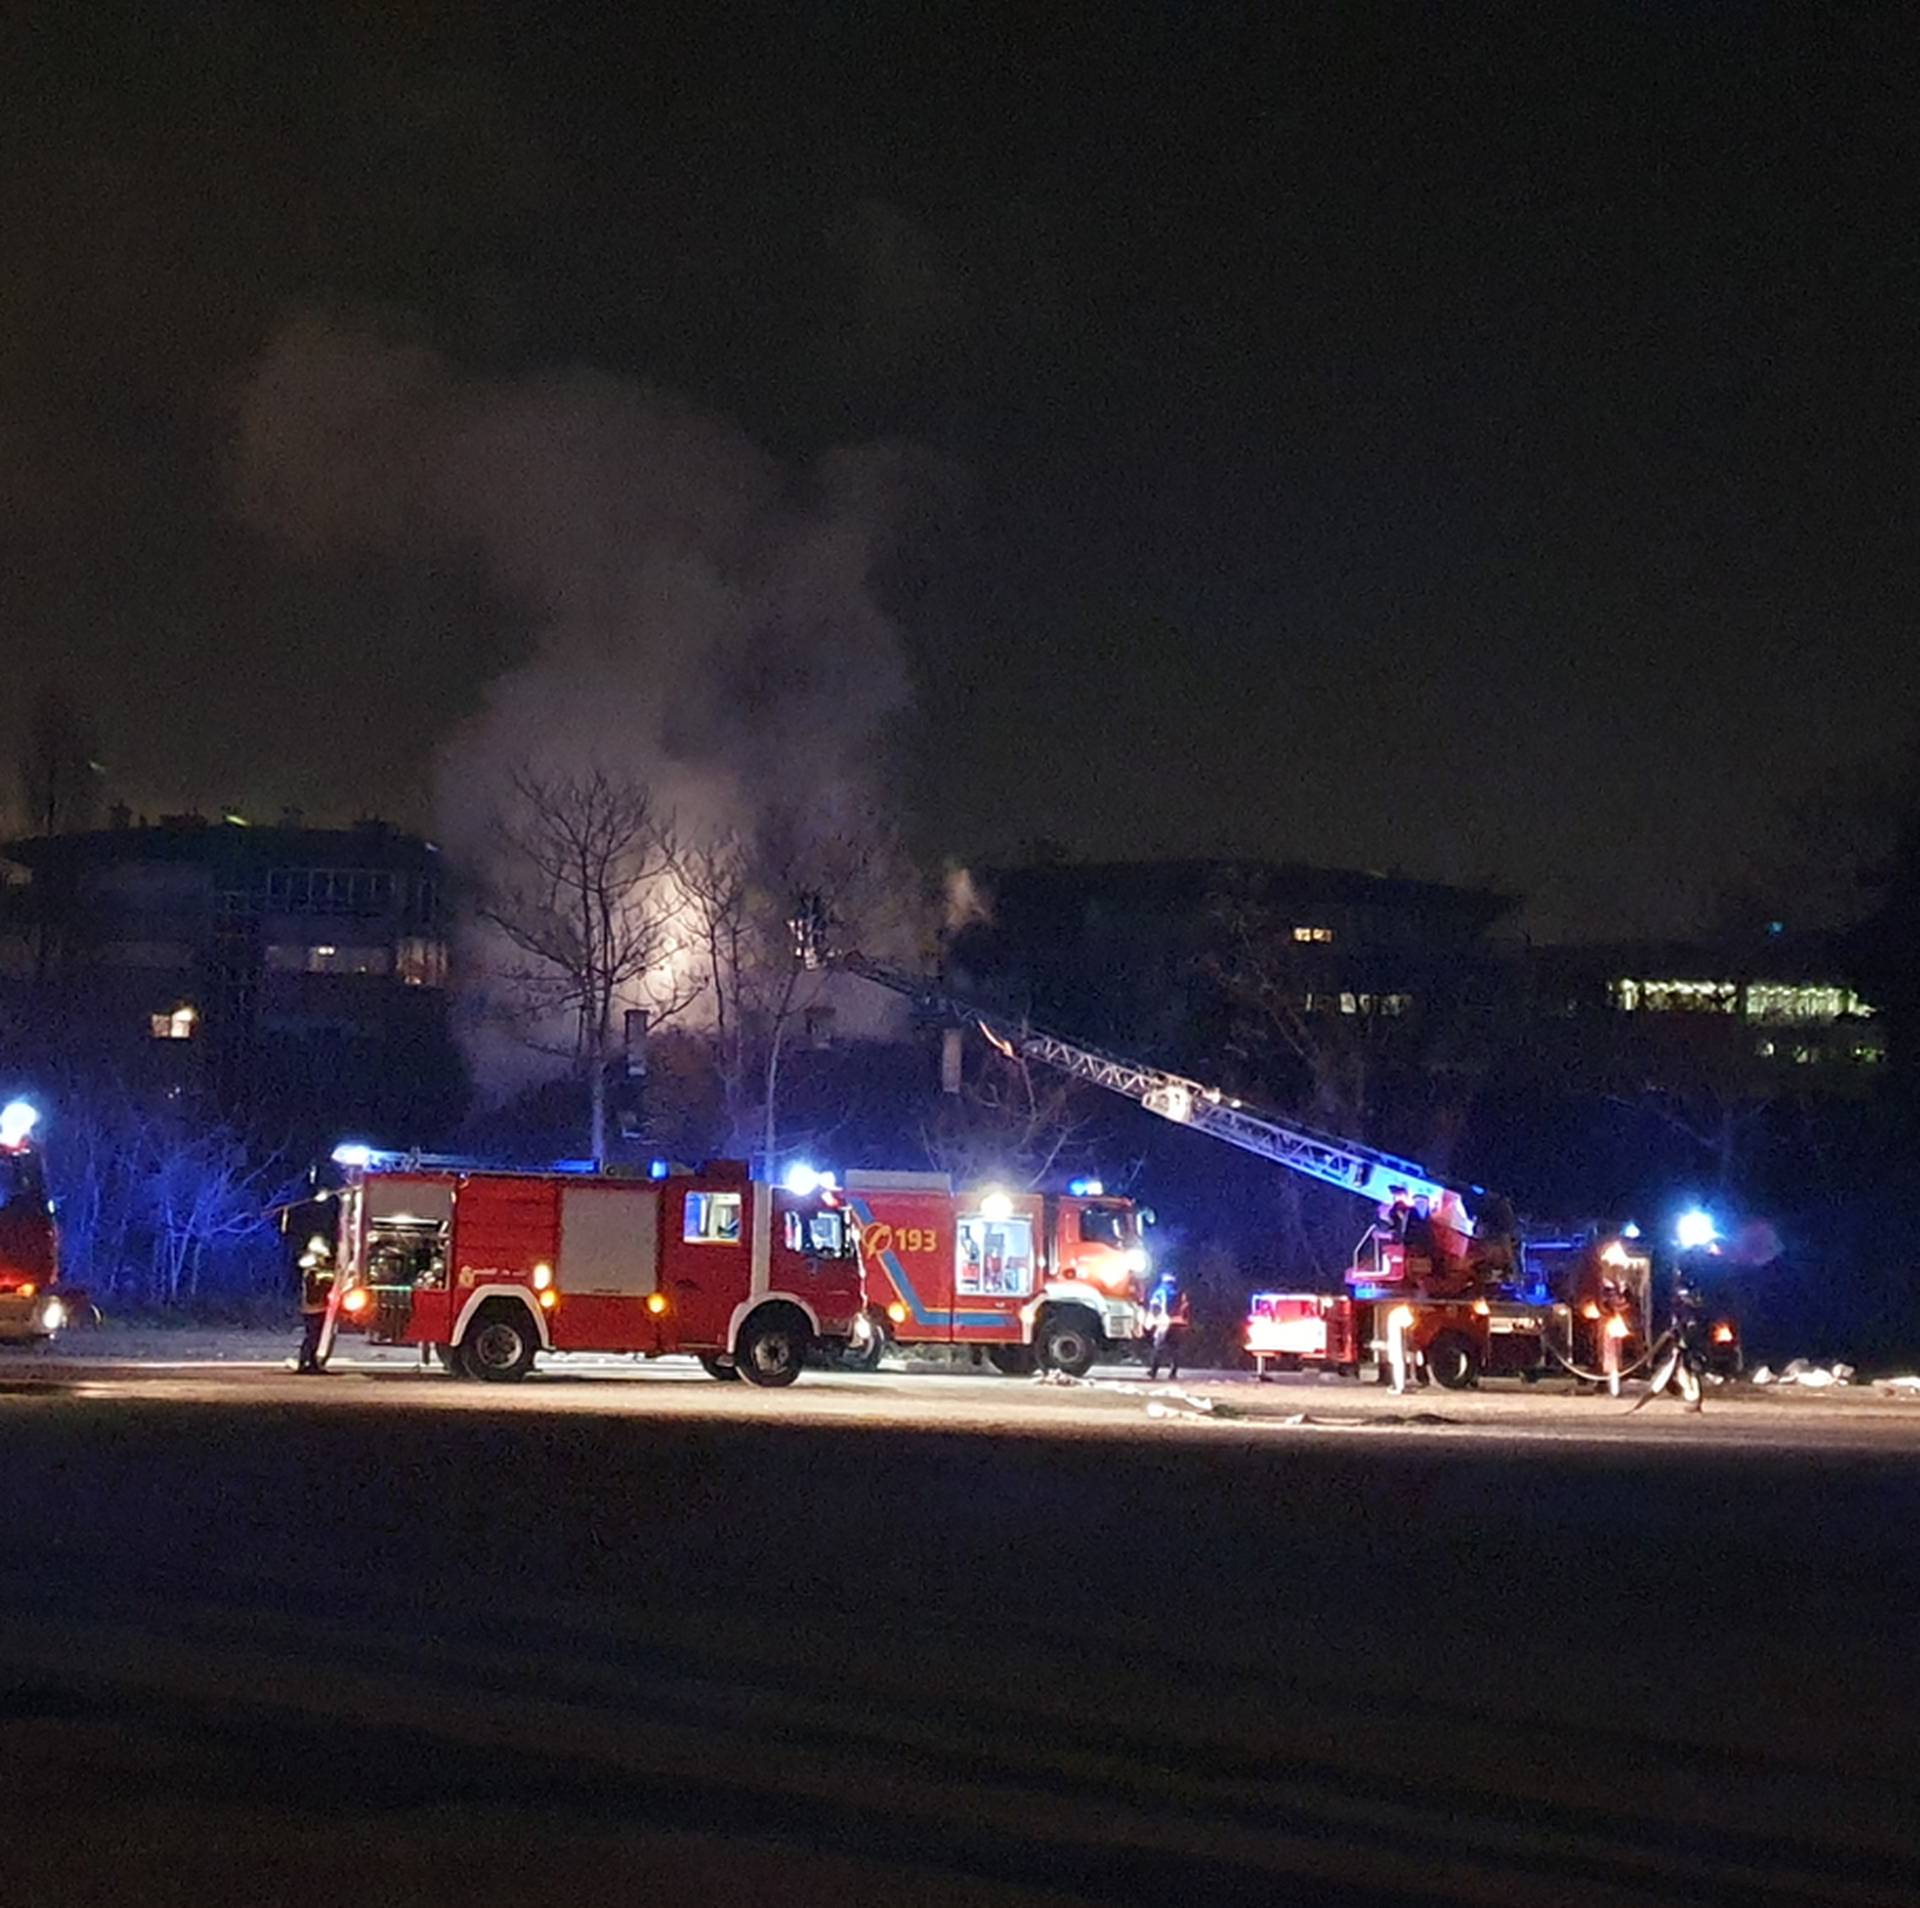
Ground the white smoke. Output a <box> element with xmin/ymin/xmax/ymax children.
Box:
<box><xmin>943</xmin><ymin>862</ymin><xmax>992</xmax><ymax>934</ymax></box>
<box><xmin>235</xmin><ymin>313</ymin><xmax>914</xmax><ymax>845</ymax></box>
<box><xmin>234</xmin><ymin>311</ymin><xmax>927</xmax><ymax>1082</ymax></box>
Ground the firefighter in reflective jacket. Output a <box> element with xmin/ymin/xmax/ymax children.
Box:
<box><xmin>294</xmin><ymin>1234</ymin><xmax>334</xmax><ymax>1374</ymax></box>
<box><xmin>1148</xmin><ymin>1284</ymin><xmax>1192</xmax><ymax>1381</ymax></box>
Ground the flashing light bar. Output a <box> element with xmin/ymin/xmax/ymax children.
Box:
<box><xmin>782</xmin><ymin>1163</ymin><xmax>838</xmax><ymax>1196</ymax></box>
<box><xmin>1</xmin><ymin>1100</ymin><xmax>40</xmax><ymax>1148</ymax></box>
<box><xmin>329</xmin><ymin>1143</ymin><xmax>604</xmax><ymax>1177</ymax></box>
<box><xmin>1674</xmin><ymin>1208</ymin><xmax>1718</xmax><ymax>1252</ymax></box>
<box><xmin>1067</xmin><ymin>1176</ymin><xmax>1105</xmax><ymax>1197</ymax></box>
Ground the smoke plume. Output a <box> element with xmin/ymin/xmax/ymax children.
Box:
<box><xmin>235</xmin><ymin>312</ymin><xmax>928</xmax><ymax>1083</ymax></box>
<box><xmin>235</xmin><ymin>312</ymin><xmax>916</xmax><ymax>852</ymax></box>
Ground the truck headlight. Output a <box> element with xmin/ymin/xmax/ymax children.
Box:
<box><xmin>41</xmin><ymin>1298</ymin><xmax>66</xmax><ymax>1332</ymax></box>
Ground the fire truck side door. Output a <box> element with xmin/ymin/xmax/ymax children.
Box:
<box><xmin>661</xmin><ymin>1184</ymin><xmax>749</xmax><ymax>1349</ymax></box>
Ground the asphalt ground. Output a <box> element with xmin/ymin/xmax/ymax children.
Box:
<box><xmin>3</xmin><ymin>1346</ymin><xmax>1918</xmax><ymax>1906</ymax></box>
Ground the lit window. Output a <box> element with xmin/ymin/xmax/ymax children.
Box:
<box><xmin>150</xmin><ymin>1004</ymin><xmax>198</xmax><ymax>1040</ymax></box>
<box><xmin>1292</xmin><ymin>926</ymin><xmax>1335</xmax><ymax>944</ymax></box>
<box><xmin>683</xmin><ymin>1191</ymin><xmax>742</xmax><ymax>1244</ymax></box>
<box><xmin>1339</xmin><ymin>992</ymin><xmax>1358</xmax><ymax>1015</ymax></box>
<box><xmin>397</xmin><ymin>938</ymin><xmax>448</xmax><ymax>987</ymax></box>
<box><xmin>1744</xmin><ymin>983</ymin><xmax>1873</xmax><ymax>1024</ymax></box>
<box><xmin>1614</xmin><ymin>979</ymin><xmax>1738</xmax><ymax>1014</ymax></box>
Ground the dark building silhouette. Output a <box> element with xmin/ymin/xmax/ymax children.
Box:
<box><xmin>947</xmin><ymin>860</ymin><xmax>1882</xmax><ymax>1109</ymax></box>
<box><xmin>1</xmin><ymin>816</ymin><xmax>464</xmax><ymax>1145</ymax></box>
<box><xmin>950</xmin><ymin>858</ymin><xmax>1517</xmax><ymax>1074</ymax></box>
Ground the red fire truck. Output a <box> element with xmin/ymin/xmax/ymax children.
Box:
<box><xmin>322</xmin><ymin>1151</ymin><xmax>862</xmax><ymax>1385</ymax></box>
<box><xmin>1243</xmin><ymin>1229</ymin><xmax>1590</xmax><ymax>1389</ymax></box>
<box><xmin>839</xmin><ymin>1170</ymin><xmax>1150</xmax><ymax>1375</ymax></box>
<box><xmin>0</xmin><ymin>1099</ymin><xmax>70</xmax><ymax>1345</ymax></box>
<box><xmin>831</xmin><ymin>958</ymin><xmax>1656</xmax><ymax>1389</ymax></box>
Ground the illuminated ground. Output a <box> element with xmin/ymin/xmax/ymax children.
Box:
<box><xmin>3</xmin><ymin>1346</ymin><xmax>1918</xmax><ymax>1905</ymax></box>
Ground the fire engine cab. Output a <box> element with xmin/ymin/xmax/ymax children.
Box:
<box><xmin>841</xmin><ymin>1171</ymin><xmax>1149</xmax><ymax>1375</ymax></box>
<box><xmin>323</xmin><ymin>1150</ymin><xmax>862</xmax><ymax>1385</ymax></box>
<box><xmin>0</xmin><ymin>1100</ymin><xmax>68</xmax><ymax>1345</ymax></box>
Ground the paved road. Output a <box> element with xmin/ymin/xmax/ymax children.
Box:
<box><xmin>3</xmin><ymin>1357</ymin><xmax>1918</xmax><ymax>1905</ymax></box>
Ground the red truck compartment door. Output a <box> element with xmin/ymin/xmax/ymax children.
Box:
<box><xmin>661</xmin><ymin>1183</ymin><xmax>749</xmax><ymax>1348</ymax></box>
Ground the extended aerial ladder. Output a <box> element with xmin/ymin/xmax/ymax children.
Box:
<box><xmin>826</xmin><ymin>952</ymin><xmax>1620</xmax><ymax>1387</ymax></box>
<box><xmin>832</xmin><ymin>954</ymin><xmax>1473</xmax><ymax>1214</ymax></box>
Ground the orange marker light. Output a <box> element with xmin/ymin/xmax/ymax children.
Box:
<box><xmin>645</xmin><ymin>1292</ymin><xmax>668</xmax><ymax>1316</ymax></box>
<box><xmin>341</xmin><ymin>1287</ymin><xmax>371</xmax><ymax>1315</ymax></box>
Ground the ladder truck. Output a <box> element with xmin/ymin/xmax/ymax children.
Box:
<box><xmin>831</xmin><ymin>955</ymin><xmax>1644</xmax><ymax>1388</ymax></box>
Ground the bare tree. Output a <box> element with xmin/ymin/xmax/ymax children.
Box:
<box><xmin>39</xmin><ymin>1077</ymin><xmax>301</xmax><ymax>1306</ymax></box>
<box><xmin>919</xmin><ymin>1041</ymin><xmax>1099</xmax><ymax>1190</ymax></box>
<box><xmin>19</xmin><ymin>683</ymin><xmax>103</xmax><ymax>837</ymax></box>
<box><xmin>673</xmin><ymin>803</ymin><xmax>924</xmax><ymax>1166</ymax></box>
<box><xmin>1203</xmin><ymin>873</ymin><xmax>1501</xmax><ymax>1276</ymax></box>
<box><xmin>474</xmin><ymin>765</ymin><xmax>693</xmax><ymax>1163</ymax></box>
<box><xmin>146</xmin><ymin>1129</ymin><xmax>302</xmax><ymax>1303</ymax></box>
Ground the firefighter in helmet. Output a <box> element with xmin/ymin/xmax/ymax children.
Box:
<box><xmin>293</xmin><ymin>1231</ymin><xmax>334</xmax><ymax>1374</ymax></box>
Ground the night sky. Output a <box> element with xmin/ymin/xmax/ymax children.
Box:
<box><xmin>4</xmin><ymin>6</ymin><xmax>1913</xmax><ymax>937</ymax></box>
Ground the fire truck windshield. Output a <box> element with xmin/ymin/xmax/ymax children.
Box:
<box><xmin>1078</xmin><ymin>1205</ymin><xmax>1135</xmax><ymax>1248</ymax></box>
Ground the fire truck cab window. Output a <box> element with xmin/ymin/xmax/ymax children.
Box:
<box><xmin>366</xmin><ymin>1223</ymin><xmax>448</xmax><ymax>1289</ymax></box>
<box><xmin>784</xmin><ymin>1208</ymin><xmax>851</xmax><ymax>1256</ymax></box>
<box><xmin>1079</xmin><ymin>1206</ymin><xmax>1131</xmax><ymax>1248</ymax></box>
<box><xmin>684</xmin><ymin>1191</ymin><xmax>743</xmax><ymax>1244</ymax></box>
<box><xmin>957</xmin><ymin>1214</ymin><xmax>1036</xmax><ymax>1297</ymax></box>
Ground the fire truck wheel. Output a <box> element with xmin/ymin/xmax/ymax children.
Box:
<box><xmin>461</xmin><ymin>1305</ymin><xmax>539</xmax><ymax>1382</ymax></box>
<box><xmin>837</xmin><ymin>1312</ymin><xmax>887</xmax><ymax>1372</ymax></box>
<box><xmin>986</xmin><ymin>1344</ymin><xmax>1036</xmax><ymax>1377</ymax></box>
<box><xmin>1426</xmin><ymin>1331</ymin><xmax>1480</xmax><ymax>1391</ymax></box>
<box><xmin>698</xmin><ymin>1354</ymin><xmax>741</xmax><ymax>1382</ymax></box>
<box><xmin>1036</xmin><ymin>1309</ymin><xmax>1100</xmax><ymax>1377</ymax></box>
<box><xmin>735</xmin><ymin>1308</ymin><xmax>810</xmax><ymax>1387</ymax></box>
